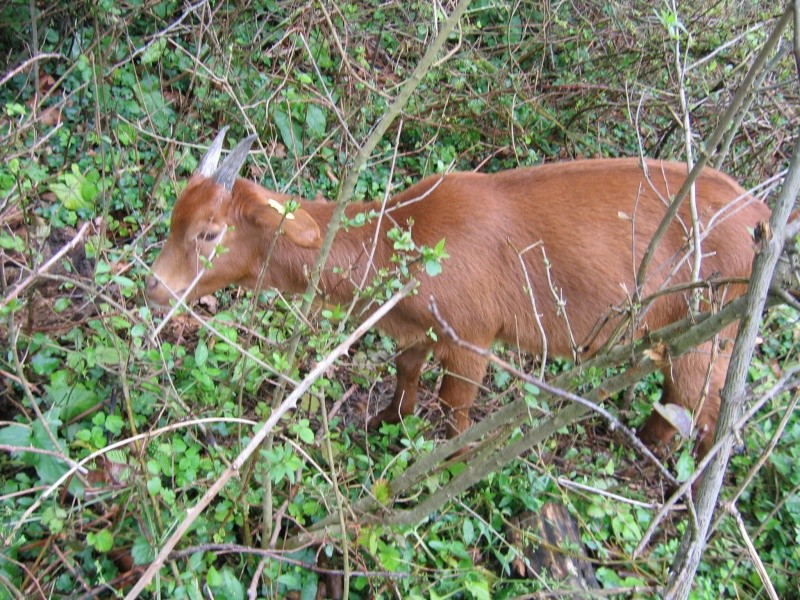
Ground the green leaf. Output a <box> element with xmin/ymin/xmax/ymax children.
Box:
<box><xmin>47</xmin><ymin>383</ymin><xmax>99</xmax><ymax>422</ymax></box>
<box><xmin>462</xmin><ymin>519</ymin><xmax>476</xmax><ymax>545</ymax></box>
<box><xmin>464</xmin><ymin>579</ymin><xmax>491</xmax><ymax>600</ymax></box>
<box><xmin>42</xmin><ymin>505</ymin><xmax>67</xmax><ymax>534</ymax></box>
<box><xmin>132</xmin><ymin>535</ymin><xmax>155</xmax><ymax>565</ymax></box>
<box><xmin>305</xmin><ymin>104</ymin><xmax>327</xmax><ymax>138</ymax></box>
<box><xmin>54</xmin><ymin>297</ymin><xmax>70</xmax><ymax>313</ymax></box>
<box><xmin>272</xmin><ymin>108</ymin><xmax>303</xmax><ymax>156</ymax></box>
<box><xmin>379</xmin><ymin>546</ymin><xmax>402</xmax><ymax>571</ymax></box>
<box><xmin>5</xmin><ymin>102</ymin><xmax>26</xmax><ymax>117</ymax></box>
<box><xmin>195</xmin><ymin>341</ymin><xmax>209</xmax><ymax>367</ymax></box>
<box><xmin>0</xmin><ymin>423</ymin><xmax>31</xmax><ymax>447</ymax></box>
<box><xmin>675</xmin><ymin>450</ymin><xmax>696</xmax><ymax>482</ymax></box>
<box><xmin>217</xmin><ymin>567</ymin><xmax>245</xmax><ymax>600</ymax></box>
<box><xmin>50</xmin><ymin>181</ymin><xmax>84</xmax><ymax>211</ymax></box>
<box><xmin>372</xmin><ymin>478</ymin><xmax>391</xmax><ymax>505</ymax></box>
<box><xmin>0</xmin><ymin>232</ymin><xmax>24</xmax><ymax>251</ymax></box>
<box><xmin>141</xmin><ymin>38</ymin><xmax>167</xmax><ymax>65</ymax></box>
<box><xmin>207</xmin><ymin>566</ymin><xmax>223</xmax><ymax>587</ymax></box>
<box><xmin>138</xmin><ymin>89</ymin><xmax>174</xmax><ymax>131</ymax></box>
<box><xmin>425</xmin><ymin>258</ymin><xmax>443</xmax><ymax>277</ymax></box>
<box><xmin>88</xmin><ymin>529</ymin><xmax>114</xmax><ymax>553</ymax></box>
<box><xmin>105</xmin><ymin>414</ymin><xmax>124</xmax><ymax>435</ymax></box>
<box><xmin>94</xmin><ymin>345</ymin><xmax>121</xmax><ymax>366</ymax></box>
<box><xmin>31</xmin><ymin>352</ymin><xmax>61</xmax><ymax>375</ymax></box>
<box><xmin>147</xmin><ymin>477</ymin><xmax>161</xmax><ymax>495</ymax></box>
<box><xmin>207</xmin><ymin>566</ymin><xmax>245</xmax><ymax>599</ymax></box>
<box><xmin>291</xmin><ymin>419</ymin><xmax>314</xmax><ymax>444</ymax></box>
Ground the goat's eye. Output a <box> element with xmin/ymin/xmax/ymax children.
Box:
<box><xmin>197</xmin><ymin>230</ymin><xmax>221</xmax><ymax>242</ymax></box>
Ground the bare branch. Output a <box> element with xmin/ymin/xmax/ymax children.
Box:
<box><xmin>636</xmin><ymin>9</ymin><xmax>792</xmax><ymax>293</ymax></box>
<box><xmin>0</xmin><ymin>53</ymin><xmax>62</xmax><ymax>88</ymax></box>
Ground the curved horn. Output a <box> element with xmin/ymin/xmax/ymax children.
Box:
<box><xmin>196</xmin><ymin>126</ymin><xmax>229</xmax><ymax>177</ymax></box>
<box><xmin>213</xmin><ymin>134</ymin><xmax>257</xmax><ymax>192</ymax></box>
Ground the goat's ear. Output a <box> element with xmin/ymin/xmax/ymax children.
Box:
<box><xmin>251</xmin><ymin>197</ymin><xmax>322</xmax><ymax>249</ymax></box>
<box><xmin>282</xmin><ymin>207</ymin><xmax>323</xmax><ymax>249</ymax></box>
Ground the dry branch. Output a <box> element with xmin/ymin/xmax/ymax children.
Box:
<box><xmin>300</xmin><ymin>278</ymin><xmax>795</xmax><ymax>541</ymax></box>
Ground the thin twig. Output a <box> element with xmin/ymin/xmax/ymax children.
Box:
<box><xmin>1</xmin><ymin>221</ymin><xmax>91</xmax><ymax>310</ymax></box>
<box><xmin>0</xmin><ymin>53</ymin><xmax>63</xmax><ymax>88</ymax></box>
<box><xmin>728</xmin><ymin>506</ymin><xmax>780</xmax><ymax>600</ymax></box>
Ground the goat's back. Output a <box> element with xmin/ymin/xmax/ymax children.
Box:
<box><xmin>380</xmin><ymin>158</ymin><xmax>769</xmax><ymax>354</ymax></box>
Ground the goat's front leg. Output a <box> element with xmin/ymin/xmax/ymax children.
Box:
<box><xmin>369</xmin><ymin>341</ymin><xmax>433</xmax><ymax>428</ymax></box>
<box><xmin>435</xmin><ymin>342</ymin><xmax>490</xmax><ymax>437</ymax></box>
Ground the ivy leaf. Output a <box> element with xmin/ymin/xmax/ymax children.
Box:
<box><xmin>305</xmin><ymin>104</ymin><xmax>327</xmax><ymax>138</ymax></box>
<box><xmin>132</xmin><ymin>535</ymin><xmax>155</xmax><ymax>565</ymax></box>
<box><xmin>87</xmin><ymin>529</ymin><xmax>114</xmax><ymax>553</ymax></box>
<box><xmin>272</xmin><ymin>108</ymin><xmax>303</xmax><ymax>156</ymax></box>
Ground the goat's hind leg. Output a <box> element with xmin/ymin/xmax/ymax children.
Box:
<box><xmin>638</xmin><ymin>338</ymin><xmax>729</xmax><ymax>458</ymax></box>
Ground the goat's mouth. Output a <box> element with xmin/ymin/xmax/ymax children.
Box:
<box><xmin>145</xmin><ymin>275</ymin><xmax>195</xmax><ymax>308</ymax></box>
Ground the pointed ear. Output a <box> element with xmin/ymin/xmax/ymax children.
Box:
<box><xmin>250</xmin><ymin>197</ymin><xmax>322</xmax><ymax>249</ymax></box>
<box><xmin>283</xmin><ymin>208</ymin><xmax>323</xmax><ymax>249</ymax></box>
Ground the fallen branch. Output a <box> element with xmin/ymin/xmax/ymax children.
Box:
<box><xmin>302</xmin><ymin>286</ymin><xmax>778</xmax><ymax>540</ymax></box>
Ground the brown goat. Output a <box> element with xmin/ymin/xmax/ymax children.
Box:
<box><xmin>146</xmin><ymin>130</ymin><xmax>770</xmax><ymax>457</ymax></box>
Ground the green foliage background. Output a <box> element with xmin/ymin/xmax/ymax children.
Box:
<box><xmin>0</xmin><ymin>1</ymin><xmax>798</xmax><ymax>598</ymax></box>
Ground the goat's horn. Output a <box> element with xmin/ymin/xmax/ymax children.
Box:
<box><xmin>213</xmin><ymin>134</ymin><xmax>257</xmax><ymax>192</ymax></box>
<box><xmin>196</xmin><ymin>126</ymin><xmax>229</xmax><ymax>177</ymax></box>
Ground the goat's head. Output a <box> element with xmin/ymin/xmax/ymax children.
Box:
<box><xmin>145</xmin><ymin>129</ymin><xmax>322</xmax><ymax>306</ymax></box>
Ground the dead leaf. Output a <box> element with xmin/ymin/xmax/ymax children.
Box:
<box><xmin>271</xmin><ymin>142</ymin><xmax>286</xmax><ymax>159</ymax></box>
<box><xmin>38</xmin><ymin>72</ymin><xmax>55</xmax><ymax>93</ymax></box>
<box><xmin>39</xmin><ymin>104</ymin><xmax>63</xmax><ymax>127</ymax></box>
<box><xmin>652</xmin><ymin>402</ymin><xmax>693</xmax><ymax>438</ymax></box>
<box><xmin>643</xmin><ymin>341</ymin><xmax>668</xmax><ymax>364</ymax></box>
<box><xmin>325</xmin><ymin>164</ymin><xmax>339</xmax><ymax>184</ymax></box>
<box><xmin>752</xmin><ymin>220</ymin><xmax>771</xmax><ymax>251</ymax></box>
<box><xmin>199</xmin><ymin>294</ymin><xmax>218</xmax><ymax>313</ymax></box>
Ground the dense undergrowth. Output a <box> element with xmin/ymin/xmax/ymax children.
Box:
<box><xmin>1</xmin><ymin>0</ymin><xmax>799</xmax><ymax>598</ymax></box>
